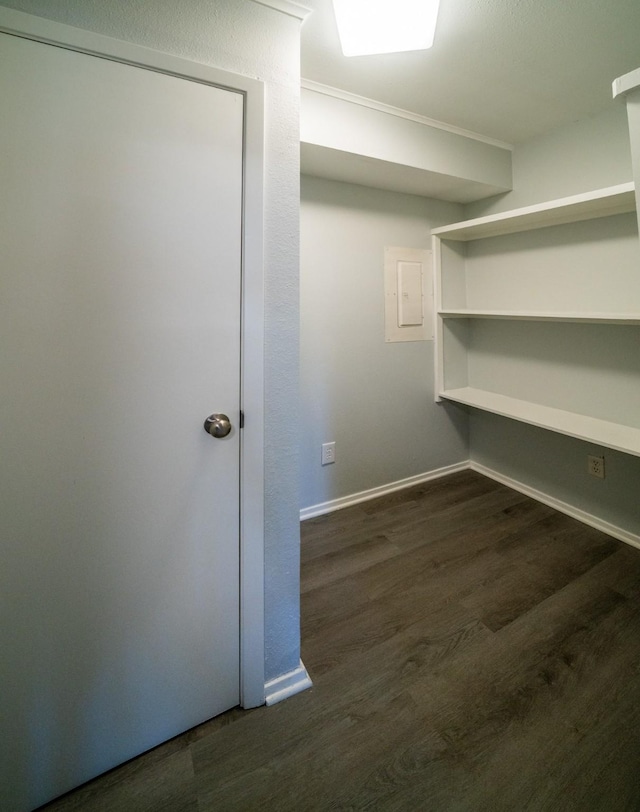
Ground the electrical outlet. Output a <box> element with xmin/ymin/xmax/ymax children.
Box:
<box><xmin>321</xmin><ymin>442</ymin><xmax>336</xmax><ymax>466</ymax></box>
<box><xmin>587</xmin><ymin>454</ymin><xmax>605</xmax><ymax>479</ymax></box>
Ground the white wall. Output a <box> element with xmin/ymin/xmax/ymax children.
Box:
<box><xmin>0</xmin><ymin>0</ymin><xmax>303</xmax><ymax>682</ymax></box>
<box><xmin>464</xmin><ymin>105</ymin><xmax>640</xmax><ymax>538</ymax></box>
<box><xmin>300</xmin><ymin>176</ymin><xmax>469</xmax><ymax>511</ymax></box>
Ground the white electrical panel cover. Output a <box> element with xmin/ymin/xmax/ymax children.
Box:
<box><xmin>384</xmin><ymin>246</ymin><xmax>433</xmax><ymax>342</ymax></box>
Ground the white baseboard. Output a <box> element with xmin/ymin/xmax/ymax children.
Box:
<box><xmin>264</xmin><ymin>660</ymin><xmax>313</xmax><ymax>706</ymax></box>
<box><xmin>300</xmin><ymin>457</ymin><xmax>640</xmax><ymax>547</ymax></box>
<box><xmin>470</xmin><ymin>461</ymin><xmax>640</xmax><ymax>550</ymax></box>
<box><xmin>300</xmin><ymin>461</ymin><xmax>470</xmax><ymax>521</ymax></box>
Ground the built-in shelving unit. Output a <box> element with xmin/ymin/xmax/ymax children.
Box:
<box><xmin>432</xmin><ymin>182</ymin><xmax>640</xmax><ymax>458</ymax></box>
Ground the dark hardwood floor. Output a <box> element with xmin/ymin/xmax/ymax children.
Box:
<box><xmin>41</xmin><ymin>470</ymin><xmax>640</xmax><ymax>811</ymax></box>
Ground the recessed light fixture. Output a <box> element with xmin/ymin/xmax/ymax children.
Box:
<box><xmin>332</xmin><ymin>0</ymin><xmax>441</xmax><ymax>57</ymax></box>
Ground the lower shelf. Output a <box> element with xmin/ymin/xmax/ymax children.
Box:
<box><xmin>440</xmin><ymin>386</ymin><xmax>640</xmax><ymax>458</ymax></box>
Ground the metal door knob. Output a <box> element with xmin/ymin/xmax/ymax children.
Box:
<box><xmin>204</xmin><ymin>413</ymin><xmax>232</xmax><ymax>438</ymax></box>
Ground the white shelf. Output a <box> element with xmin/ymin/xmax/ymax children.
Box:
<box><xmin>440</xmin><ymin>387</ymin><xmax>640</xmax><ymax>458</ymax></box>
<box><xmin>613</xmin><ymin>67</ymin><xmax>640</xmax><ymax>99</ymax></box>
<box><xmin>438</xmin><ymin>310</ymin><xmax>640</xmax><ymax>324</ymax></box>
<box><xmin>431</xmin><ymin>183</ymin><xmax>636</xmax><ymax>241</ymax></box>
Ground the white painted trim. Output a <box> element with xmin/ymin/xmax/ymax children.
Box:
<box><xmin>300</xmin><ymin>455</ymin><xmax>640</xmax><ymax>549</ymax></box>
<box><xmin>250</xmin><ymin>0</ymin><xmax>312</xmax><ymax>21</ymax></box>
<box><xmin>470</xmin><ymin>462</ymin><xmax>640</xmax><ymax>550</ymax></box>
<box><xmin>300</xmin><ymin>462</ymin><xmax>470</xmax><ymax>520</ymax></box>
<box><xmin>239</xmin><ymin>69</ymin><xmax>267</xmax><ymax>710</ymax></box>
<box><xmin>0</xmin><ymin>6</ymin><xmax>266</xmax><ymax>709</ymax></box>
<box><xmin>432</xmin><ymin>235</ymin><xmax>445</xmax><ymax>402</ymax></box>
<box><xmin>0</xmin><ymin>7</ymin><xmax>252</xmax><ymax>86</ymax></box>
<box><xmin>300</xmin><ymin>79</ymin><xmax>514</xmax><ymax>152</ymax></box>
<box><xmin>264</xmin><ymin>660</ymin><xmax>313</xmax><ymax>706</ymax></box>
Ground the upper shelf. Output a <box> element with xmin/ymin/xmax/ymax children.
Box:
<box><xmin>431</xmin><ymin>183</ymin><xmax>636</xmax><ymax>241</ymax></box>
<box><xmin>613</xmin><ymin>67</ymin><xmax>640</xmax><ymax>99</ymax></box>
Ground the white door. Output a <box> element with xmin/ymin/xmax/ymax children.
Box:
<box><xmin>0</xmin><ymin>33</ymin><xmax>243</xmax><ymax>812</ymax></box>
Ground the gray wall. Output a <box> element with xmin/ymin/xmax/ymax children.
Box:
<box><xmin>300</xmin><ymin>176</ymin><xmax>469</xmax><ymax>510</ymax></box>
<box><xmin>470</xmin><ymin>413</ymin><xmax>640</xmax><ymax>537</ymax></box>
<box><xmin>466</xmin><ymin>105</ymin><xmax>640</xmax><ymax>538</ymax></box>
<box><xmin>466</xmin><ymin>105</ymin><xmax>633</xmax><ymax>217</ymax></box>
<box><xmin>2</xmin><ymin>0</ymin><xmax>303</xmax><ymax>682</ymax></box>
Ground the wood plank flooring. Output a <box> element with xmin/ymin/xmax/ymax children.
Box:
<box><xmin>40</xmin><ymin>470</ymin><xmax>640</xmax><ymax>811</ymax></box>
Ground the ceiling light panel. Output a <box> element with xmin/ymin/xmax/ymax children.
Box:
<box><xmin>332</xmin><ymin>0</ymin><xmax>441</xmax><ymax>57</ymax></box>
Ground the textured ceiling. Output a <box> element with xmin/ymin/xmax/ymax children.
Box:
<box><xmin>301</xmin><ymin>0</ymin><xmax>640</xmax><ymax>144</ymax></box>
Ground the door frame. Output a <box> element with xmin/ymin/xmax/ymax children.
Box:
<box><xmin>0</xmin><ymin>6</ymin><xmax>266</xmax><ymax>708</ymax></box>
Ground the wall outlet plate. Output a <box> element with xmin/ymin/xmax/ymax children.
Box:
<box><xmin>321</xmin><ymin>442</ymin><xmax>336</xmax><ymax>466</ymax></box>
<box><xmin>587</xmin><ymin>454</ymin><xmax>605</xmax><ymax>479</ymax></box>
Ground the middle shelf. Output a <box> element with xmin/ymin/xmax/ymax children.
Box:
<box><xmin>438</xmin><ymin>318</ymin><xmax>640</xmax><ymax>421</ymax></box>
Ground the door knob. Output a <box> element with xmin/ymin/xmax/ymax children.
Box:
<box><xmin>204</xmin><ymin>413</ymin><xmax>232</xmax><ymax>438</ymax></box>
